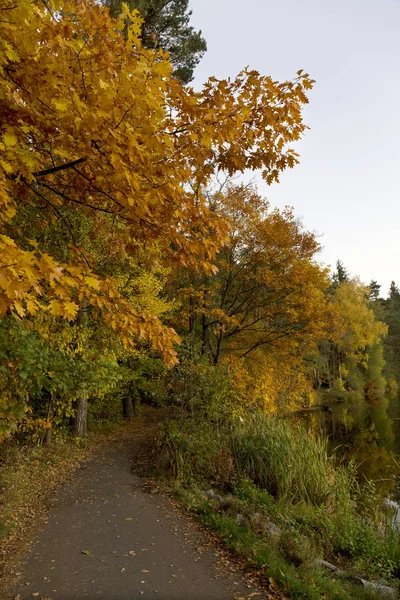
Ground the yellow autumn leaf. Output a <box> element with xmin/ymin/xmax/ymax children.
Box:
<box><xmin>63</xmin><ymin>301</ymin><xmax>79</xmax><ymax>320</ymax></box>
<box><xmin>49</xmin><ymin>299</ymin><xmax>64</xmax><ymax>317</ymax></box>
<box><xmin>21</xmin><ymin>153</ymin><xmax>37</xmax><ymax>169</ymax></box>
<box><xmin>3</xmin><ymin>132</ymin><xmax>18</xmax><ymax>147</ymax></box>
<box><xmin>26</xmin><ymin>299</ymin><xmax>38</xmax><ymax>313</ymax></box>
<box><xmin>13</xmin><ymin>301</ymin><xmax>26</xmax><ymax>317</ymax></box>
<box><xmin>53</xmin><ymin>99</ymin><xmax>69</xmax><ymax>111</ymax></box>
<box><xmin>84</xmin><ymin>276</ymin><xmax>100</xmax><ymax>290</ymax></box>
<box><xmin>0</xmin><ymin>160</ymin><xmax>14</xmax><ymax>173</ymax></box>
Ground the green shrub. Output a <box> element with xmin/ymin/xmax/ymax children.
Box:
<box><xmin>167</xmin><ymin>351</ymin><xmax>239</xmax><ymax>422</ymax></box>
<box><xmin>163</xmin><ymin>417</ymin><xmax>234</xmax><ymax>486</ymax></box>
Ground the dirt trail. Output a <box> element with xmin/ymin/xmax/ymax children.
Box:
<box><xmin>9</xmin><ymin>409</ymin><xmax>268</xmax><ymax>600</ymax></box>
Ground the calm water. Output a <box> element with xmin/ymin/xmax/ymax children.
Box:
<box><xmin>294</xmin><ymin>395</ymin><xmax>400</xmax><ymax>500</ymax></box>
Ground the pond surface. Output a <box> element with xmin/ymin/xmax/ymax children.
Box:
<box><xmin>293</xmin><ymin>394</ymin><xmax>400</xmax><ymax>500</ymax></box>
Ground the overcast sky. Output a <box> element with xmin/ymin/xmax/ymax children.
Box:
<box><xmin>189</xmin><ymin>0</ymin><xmax>400</xmax><ymax>296</ymax></box>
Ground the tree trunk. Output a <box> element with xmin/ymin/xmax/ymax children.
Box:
<box><xmin>202</xmin><ymin>311</ymin><xmax>210</xmax><ymax>356</ymax></box>
<box><xmin>188</xmin><ymin>293</ymin><xmax>198</xmax><ymax>359</ymax></box>
<box><xmin>122</xmin><ymin>390</ymin><xmax>135</xmax><ymax>420</ymax></box>
<box><xmin>73</xmin><ymin>395</ymin><xmax>88</xmax><ymax>437</ymax></box>
<box><xmin>213</xmin><ymin>326</ymin><xmax>223</xmax><ymax>365</ymax></box>
<box><xmin>42</xmin><ymin>392</ymin><xmax>54</xmax><ymax>446</ymax></box>
<box><xmin>189</xmin><ymin>295</ymin><xmax>196</xmax><ymax>335</ymax></box>
<box><xmin>43</xmin><ymin>425</ymin><xmax>52</xmax><ymax>446</ymax></box>
<box><xmin>73</xmin><ymin>298</ymin><xmax>89</xmax><ymax>437</ymax></box>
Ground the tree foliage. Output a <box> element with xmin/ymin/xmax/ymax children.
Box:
<box><xmin>369</xmin><ymin>279</ymin><xmax>381</xmax><ymax>302</ymax></box>
<box><xmin>0</xmin><ymin>0</ymin><xmax>398</xmax><ymax>514</ymax></box>
<box><xmin>308</xmin><ymin>278</ymin><xmax>397</xmax><ymax>490</ymax></box>
<box><xmin>331</xmin><ymin>259</ymin><xmax>349</xmax><ymax>289</ymax></box>
<box><xmin>0</xmin><ymin>0</ymin><xmax>314</xmax><ymax>357</ymax></box>
<box><xmin>105</xmin><ymin>0</ymin><xmax>207</xmax><ymax>83</ymax></box>
<box><xmin>0</xmin><ymin>0</ymin><xmax>316</xmax><ymax>439</ymax></box>
<box><xmin>175</xmin><ymin>184</ymin><xmax>330</xmax><ymax>365</ymax></box>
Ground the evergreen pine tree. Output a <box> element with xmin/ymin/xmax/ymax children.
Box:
<box><xmin>369</xmin><ymin>279</ymin><xmax>381</xmax><ymax>301</ymax></box>
<box><xmin>105</xmin><ymin>0</ymin><xmax>207</xmax><ymax>83</ymax></box>
<box><xmin>331</xmin><ymin>260</ymin><xmax>349</xmax><ymax>289</ymax></box>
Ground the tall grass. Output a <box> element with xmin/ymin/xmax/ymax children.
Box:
<box><xmin>165</xmin><ymin>410</ymin><xmax>400</xmax><ymax>581</ymax></box>
<box><xmin>230</xmin><ymin>413</ymin><xmax>347</xmax><ymax>506</ymax></box>
<box><xmin>229</xmin><ymin>413</ymin><xmax>400</xmax><ymax>578</ymax></box>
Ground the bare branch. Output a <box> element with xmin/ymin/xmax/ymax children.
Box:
<box><xmin>24</xmin><ymin>182</ymin><xmax>92</xmax><ymax>269</ymax></box>
<box><xmin>33</xmin><ymin>157</ymin><xmax>87</xmax><ymax>178</ymax></box>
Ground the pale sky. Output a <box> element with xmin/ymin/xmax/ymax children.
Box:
<box><xmin>190</xmin><ymin>0</ymin><xmax>400</xmax><ymax>297</ymax></box>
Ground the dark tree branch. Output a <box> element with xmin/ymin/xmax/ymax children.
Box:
<box><xmin>24</xmin><ymin>182</ymin><xmax>92</xmax><ymax>269</ymax></box>
<box><xmin>37</xmin><ymin>180</ymin><xmax>116</xmax><ymax>215</ymax></box>
<box><xmin>33</xmin><ymin>157</ymin><xmax>87</xmax><ymax>178</ymax></box>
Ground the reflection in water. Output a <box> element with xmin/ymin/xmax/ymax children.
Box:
<box><xmin>389</xmin><ymin>392</ymin><xmax>400</xmax><ymax>501</ymax></box>
<box><xmin>292</xmin><ymin>392</ymin><xmax>400</xmax><ymax>500</ymax></box>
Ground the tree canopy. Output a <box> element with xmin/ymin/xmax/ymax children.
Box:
<box><xmin>105</xmin><ymin>0</ymin><xmax>207</xmax><ymax>83</ymax></box>
<box><xmin>173</xmin><ymin>184</ymin><xmax>330</xmax><ymax>365</ymax></box>
<box><xmin>0</xmin><ymin>0</ymin><xmax>317</xmax><ymax>438</ymax></box>
<box><xmin>0</xmin><ymin>0</ymin><xmax>314</xmax><ymax>358</ymax></box>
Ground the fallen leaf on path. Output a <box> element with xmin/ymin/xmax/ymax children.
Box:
<box><xmin>128</xmin><ymin>551</ymin><xmax>136</xmax><ymax>556</ymax></box>
<box><xmin>141</xmin><ymin>569</ymin><xmax>150</xmax><ymax>573</ymax></box>
<box><xmin>120</xmin><ymin>568</ymin><xmax>125</xmax><ymax>573</ymax></box>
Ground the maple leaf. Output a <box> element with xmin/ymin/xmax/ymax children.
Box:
<box><xmin>84</xmin><ymin>276</ymin><xmax>100</xmax><ymax>290</ymax></box>
<box><xmin>13</xmin><ymin>302</ymin><xmax>26</xmax><ymax>317</ymax></box>
<box><xmin>49</xmin><ymin>299</ymin><xmax>65</xmax><ymax>317</ymax></box>
<box><xmin>3</xmin><ymin>132</ymin><xmax>17</xmax><ymax>147</ymax></box>
<box><xmin>63</xmin><ymin>301</ymin><xmax>79</xmax><ymax>320</ymax></box>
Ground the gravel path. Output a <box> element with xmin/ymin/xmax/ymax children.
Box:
<box><xmin>12</xmin><ymin>422</ymin><xmax>265</xmax><ymax>600</ymax></box>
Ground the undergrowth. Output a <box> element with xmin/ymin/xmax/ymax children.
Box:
<box><xmin>174</xmin><ymin>483</ymin><xmax>381</xmax><ymax>600</ymax></box>
<box><xmin>162</xmin><ymin>411</ymin><xmax>400</xmax><ymax>598</ymax></box>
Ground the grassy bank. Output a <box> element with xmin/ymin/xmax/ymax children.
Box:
<box><xmin>161</xmin><ymin>412</ymin><xmax>400</xmax><ymax>599</ymax></box>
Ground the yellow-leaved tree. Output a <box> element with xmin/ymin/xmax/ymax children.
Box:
<box><xmin>170</xmin><ymin>184</ymin><xmax>331</xmax><ymax>413</ymax></box>
<box><xmin>0</xmin><ymin>0</ymin><xmax>315</xmax><ymax>434</ymax></box>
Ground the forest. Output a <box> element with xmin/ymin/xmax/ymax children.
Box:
<box><xmin>1</xmin><ymin>0</ymin><xmax>400</xmax><ymax>598</ymax></box>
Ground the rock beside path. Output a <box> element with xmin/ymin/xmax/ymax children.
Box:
<box><xmin>318</xmin><ymin>559</ymin><xmax>399</xmax><ymax>599</ymax></box>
